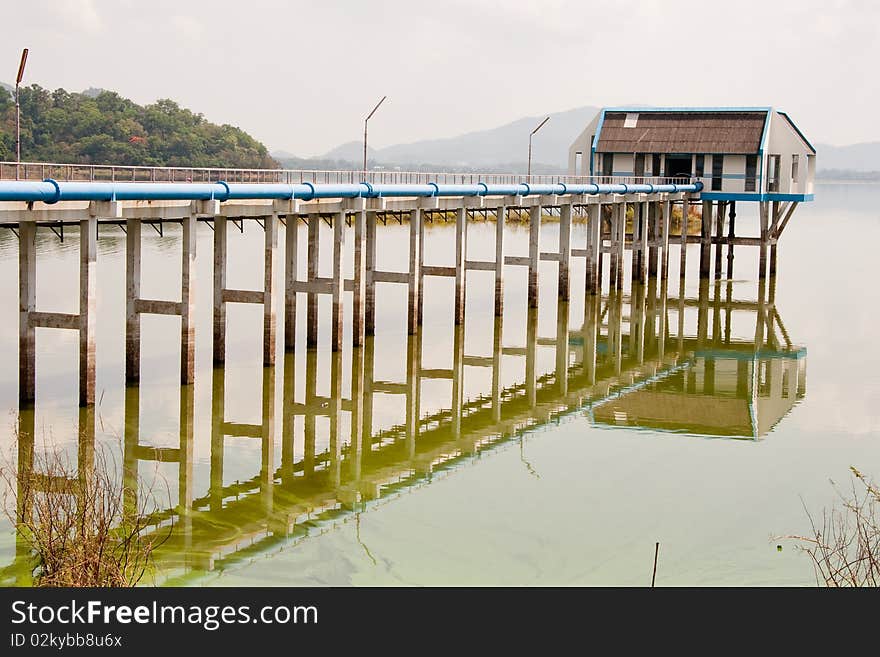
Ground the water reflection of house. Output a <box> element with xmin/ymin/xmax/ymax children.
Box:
<box><xmin>591</xmin><ymin>346</ymin><xmax>806</xmax><ymax>438</ymax></box>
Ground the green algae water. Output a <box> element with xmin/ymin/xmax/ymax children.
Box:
<box><xmin>1</xmin><ymin>182</ymin><xmax>878</xmax><ymax>586</ymax></box>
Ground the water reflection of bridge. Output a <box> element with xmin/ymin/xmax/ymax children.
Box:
<box><xmin>3</xmin><ymin>271</ymin><xmax>805</xmax><ymax>584</ymax></box>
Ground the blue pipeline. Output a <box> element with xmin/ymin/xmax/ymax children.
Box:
<box><xmin>0</xmin><ymin>179</ymin><xmax>702</xmax><ymax>204</ymax></box>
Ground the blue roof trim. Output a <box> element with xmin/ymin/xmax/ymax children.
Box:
<box><xmin>590</xmin><ymin>109</ymin><xmax>607</xmax><ymax>177</ymax></box>
<box><xmin>777</xmin><ymin>111</ymin><xmax>817</xmax><ymax>154</ymax></box>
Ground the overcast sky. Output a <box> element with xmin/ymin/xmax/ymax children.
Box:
<box><xmin>3</xmin><ymin>0</ymin><xmax>876</xmax><ymax>156</ymax></box>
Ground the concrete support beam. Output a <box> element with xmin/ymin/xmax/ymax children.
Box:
<box><xmin>306</xmin><ymin>216</ymin><xmax>320</xmax><ymax>347</ymax></box>
<box><xmin>126</xmin><ymin>218</ymin><xmax>141</xmax><ymax>382</ymax></box>
<box><xmin>408</xmin><ymin>208</ymin><xmax>421</xmax><ymax>335</ymax></box>
<box><xmin>213</xmin><ymin>216</ymin><xmax>227</xmax><ymax>363</ymax></box>
<box><xmin>494</xmin><ymin>206</ymin><xmax>505</xmax><ymax>316</ymax></box>
<box><xmin>585</xmin><ymin>204</ymin><xmax>600</xmax><ymax>295</ymax></box>
<box><xmin>558</xmin><ymin>204</ymin><xmax>571</xmax><ymax>301</ymax></box>
<box><xmin>365</xmin><ymin>211</ymin><xmax>377</xmax><ymax>336</ymax></box>
<box><xmin>714</xmin><ymin>202</ymin><xmax>726</xmax><ymax>280</ymax></box>
<box><xmin>264</xmin><ymin>213</ymin><xmax>278</xmax><ymax>365</ymax></box>
<box><xmin>648</xmin><ymin>201</ymin><xmax>660</xmax><ymax>277</ymax></box>
<box><xmin>19</xmin><ymin>222</ymin><xmax>36</xmax><ymax>404</ymax></box>
<box><xmin>660</xmin><ymin>199</ymin><xmax>671</xmax><ymax>281</ymax></box>
<box><xmin>331</xmin><ymin>210</ymin><xmax>344</xmax><ymax>351</ymax></box>
<box><xmin>454</xmin><ymin>207</ymin><xmax>467</xmax><ymax>325</ymax></box>
<box><xmin>79</xmin><ymin>217</ymin><xmax>97</xmax><ymax>405</ymax></box>
<box><xmin>352</xmin><ymin>210</ymin><xmax>367</xmax><ymax>346</ymax></box>
<box><xmin>284</xmin><ymin>216</ymin><xmax>297</xmax><ymax>350</ymax></box>
<box><xmin>700</xmin><ymin>201</ymin><xmax>713</xmax><ymax>279</ymax></box>
<box><xmin>679</xmin><ymin>199</ymin><xmax>689</xmax><ymax>281</ymax></box>
<box><xmin>528</xmin><ymin>204</ymin><xmax>541</xmax><ymax>308</ymax></box>
<box><xmin>180</xmin><ymin>212</ymin><xmax>196</xmax><ymax>384</ymax></box>
<box><xmin>759</xmin><ymin>202</ymin><xmax>769</xmax><ymax>280</ymax></box>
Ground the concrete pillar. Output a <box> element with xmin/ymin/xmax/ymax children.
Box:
<box><xmin>615</xmin><ymin>203</ymin><xmax>626</xmax><ymax>290</ymax></box>
<box><xmin>451</xmin><ymin>321</ymin><xmax>465</xmax><ymax>438</ymax></box>
<box><xmin>331</xmin><ymin>211</ymin><xmax>345</xmax><ymax>351</ymax></box>
<box><xmin>327</xmin><ymin>352</ymin><xmax>343</xmax><ymax>488</ymax></box>
<box><xmin>714</xmin><ymin>202</ymin><xmax>726</xmax><ymax>280</ymax></box>
<box><xmin>365</xmin><ymin>211</ymin><xmax>377</xmax><ymax>336</ymax></box>
<box><xmin>494</xmin><ymin>206</ymin><xmax>505</xmax><ymax>317</ymax></box>
<box><xmin>284</xmin><ymin>216</ymin><xmax>298</xmax><ymax>350</ymax></box>
<box><xmin>454</xmin><ymin>207</ymin><xmax>467</xmax><ymax>324</ymax></box>
<box><xmin>352</xmin><ymin>210</ymin><xmax>367</xmax><ymax>346</ymax></box>
<box><xmin>362</xmin><ymin>334</ymin><xmax>375</xmax><ymax>457</ymax></box>
<box><xmin>631</xmin><ymin>202</ymin><xmax>642</xmax><ymax>284</ymax></box>
<box><xmin>526</xmin><ymin>307</ymin><xmax>537</xmax><ymax>408</ymax></box>
<box><xmin>281</xmin><ymin>351</ymin><xmax>295</xmax><ymax>487</ymax></box>
<box><xmin>636</xmin><ymin>202</ymin><xmax>648</xmax><ymax>287</ymax></box>
<box><xmin>306</xmin><ymin>216</ymin><xmax>320</xmax><ymax>347</ymax></box>
<box><xmin>491</xmin><ymin>316</ymin><xmax>503</xmax><ymax>423</ymax></box>
<box><xmin>264</xmin><ymin>213</ymin><xmax>278</xmax><ymax>365</ymax></box>
<box><xmin>213</xmin><ymin>215</ymin><xmax>227</xmax><ymax>363</ymax></box>
<box><xmin>528</xmin><ymin>204</ymin><xmax>541</xmax><ymax>308</ymax></box>
<box><xmin>126</xmin><ymin>218</ymin><xmax>141</xmax><ymax>382</ymax></box>
<box><xmin>179</xmin><ymin>382</ymin><xmax>195</xmax><ymax>522</ymax></box>
<box><xmin>122</xmin><ymin>386</ymin><xmax>139</xmax><ymax>518</ymax></box>
<box><xmin>660</xmin><ymin>199</ymin><xmax>671</xmax><ymax>281</ymax></box>
<box><xmin>726</xmin><ymin>202</ymin><xmax>736</xmax><ymax>280</ymax></box>
<box><xmin>210</xmin><ymin>366</ymin><xmax>224</xmax><ymax>512</ymax></box>
<box><xmin>558</xmin><ymin>203</ymin><xmax>571</xmax><ymax>300</ymax></box>
<box><xmin>699</xmin><ymin>201</ymin><xmax>713</xmax><ymax>279</ymax></box>
<box><xmin>556</xmin><ymin>301</ymin><xmax>569</xmax><ymax>395</ymax></box>
<box><xmin>584</xmin><ymin>294</ymin><xmax>599</xmax><ymax>385</ymax></box>
<box><xmin>408</xmin><ymin>208</ymin><xmax>421</xmax><ymax>335</ymax></box>
<box><xmin>260</xmin><ymin>364</ymin><xmax>275</xmax><ymax>511</ymax></box>
<box><xmin>697</xmin><ymin>278</ymin><xmax>710</xmax><ymax>349</ymax></box>
<box><xmin>303</xmin><ymin>346</ymin><xmax>317</xmax><ymax>475</ymax></box>
<box><xmin>417</xmin><ymin>210</ymin><xmax>427</xmax><ymax>326</ymax></box>
<box><xmin>180</xmin><ymin>213</ymin><xmax>196</xmax><ymax>384</ymax></box>
<box><xmin>79</xmin><ymin>217</ymin><xmax>97</xmax><ymax>405</ymax></box>
<box><xmin>19</xmin><ymin>222</ymin><xmax>36</xmax><ymax>404</ymax></box>
<box><xmin>758</xmin><ymin>202</ymin><xmax>769</xmax><ymax>280</ymax></box>
<box><xmin>645</xmin><ymin>201</ymin><xmax>660</xmax><ymax>278</ymax></box>
<box><xmin>586</xmin><ymin>204</ymin><xmax>600</xmax><ymax>295</ymax></box>
<box><xmin>405</xmin><ymin>331</ymin><xmax>420</xmax><ymax>460</ymax></box>
<box><xmin>349</xmin><ymin>342</ymin><xmax>365</xmax><ymax>483</ymax></box>
<box><xmin>679</xmin><ymin>199</ymin><xmax>689</xmax><ymax>281</ymax></box>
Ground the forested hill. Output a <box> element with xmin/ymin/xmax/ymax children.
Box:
<box><xmin>0</xmin><ymin>84</ymin><xmax>278</xmax><ymax>168</ymax></box>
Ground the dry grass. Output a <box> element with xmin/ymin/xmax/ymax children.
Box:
<box><xmin>1</xmin><ymin>433</ymin><xmax>169</xmax><ymax>587</ymax></box>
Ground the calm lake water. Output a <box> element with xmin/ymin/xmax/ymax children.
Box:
<box><xmin>1</xmin><ymin>182</ymin><xmax>878</xmax><ymax>586</ymax></box>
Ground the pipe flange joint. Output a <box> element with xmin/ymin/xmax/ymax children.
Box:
<box><xmin>41</xmin><ymin>178</ymin><xmax>62</xmax><ymax>204</ymax></box>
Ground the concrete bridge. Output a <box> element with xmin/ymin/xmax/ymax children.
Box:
<box><xmin>0</xmin><ymin>161</ymin><xmax>801</xmax><ymax>411</ymax></box>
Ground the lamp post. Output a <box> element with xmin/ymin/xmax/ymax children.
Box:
<box><xmin>15</xmin><ymin>48</ymin><xmax>29</xmax><ymax>179</ymax></box>
<box><xmin>527</xmin><ymin>116</ymin><xmax>550</xmax><ymax>182</ymax></box>
<box><xmin>363</xmin><ymin>95</ymin><xmax>387</xmax><ymax>181</ymax></box>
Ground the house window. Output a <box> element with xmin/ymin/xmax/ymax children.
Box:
<box><xmin>695</xmin><ymin>154</ymin><xmax>705</xmax><ymax>178</ymax></box>
<box><xmin>791</xmin><ymin>154</ymin><xmax>799</xmax><ymax>183</ymax></box>
<box><xmin>768</xmin><ymin>154</ymin><xmax>781</xmax><ymax>192</ymax></box>
<box><xmin>602</xmin><ymin>153</ymin><xmax>613</xmax><ymax>178</ymax></box>
<box><xmin>745</xmin><ymin>155</ymin><xmax>758</xmax><ymax>192</ymax></box>
<box><xmin>575</xmin><ymin>151</ymin><xmax>582</xmax><ymax>174</ymax></box>
<box><xmin>624</xmin><ymin>113</ymin><xmax>639</xmax><ymax>128</ymax></box>
<box><xmin>711</xmin><ymin>155</ymin><xmax>723</xmax><ymax>191</ymax></box>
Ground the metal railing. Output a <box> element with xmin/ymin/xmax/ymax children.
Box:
<box><xmin>0</xmin><ymin>161</ymin><xmax>693</xmax><ymax>188</ymax></box>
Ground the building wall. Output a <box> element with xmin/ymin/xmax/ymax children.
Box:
<box><xmin>567</xmin><ymin>113</ymin><xmax>601</xmax><ymax>176</ymax></box>
<box><xmin>764</xmin><ymin>112</ymin><xmax>816</xmax><ymax>195</ymax></box>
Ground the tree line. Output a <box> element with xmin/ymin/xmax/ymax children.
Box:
<box><xmin>0</xmin><ymin>84</ymin><xmax>278</xmax><ymax>168</ymax></box>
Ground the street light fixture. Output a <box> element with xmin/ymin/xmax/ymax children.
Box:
<box><xmin>15</xmin><ymin>48</ymin><xmax>29</xmax><ymax>177</ymax></box>
<box><xmin>527</xmin><ymin>116</ymin><xmax>550</xmax><ymax>181</ymax></box>
<box><xmin>363</xmin><ymin>95</ymin><xmax>387</xmax><ymax>181</ymax></box>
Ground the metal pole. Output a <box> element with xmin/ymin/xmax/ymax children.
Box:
<box><xmin>363</xmin><ymin>95</ymin><xmax>387</xmax><ymax>181</ymax></box>
<box><xmin>527</xmin><ymin>116</ymin><xmax>550</xmax><ymax>181</ymax></box>
<box><xmin>15</xmin><ymin>49</ymin><xmax>29</xmax><ymax>179</ymax></box>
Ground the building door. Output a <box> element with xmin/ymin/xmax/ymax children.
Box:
<box><xmin>634</xmin><ymin>154</ymin><xmax>645</xmax><ymax>182</ymax></box>
<box><xmin>601</xmin><ymin>153</ymin><xmax>614</xmax><ymax>179</ymax></box>
<box><xmin>652</xmin><ymin>154</ymin><xmax>662</xmax><ymax>179</ymax></box>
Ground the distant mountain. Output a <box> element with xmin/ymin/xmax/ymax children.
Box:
<box><xmin>814</xmin><ymin>142</ymin><xmax>880</xmax><ymax>173</ymax></box>
<box><xmin>316</xmin><ymin>105</ymin><xmax>601</xmax><ymax>171</ymax></box>
<box><xmin>0</xmin><ymin>81</ymin><xmax>11</xmax><ymax>95</ymax></box>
